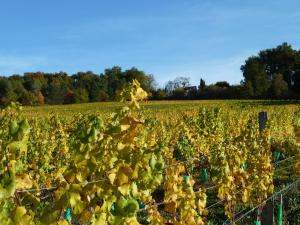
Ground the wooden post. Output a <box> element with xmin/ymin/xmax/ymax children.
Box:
<box><xmin>259</xmin><ymin>112</ymin><xmax>268</xmax><ymax>132</ymax></box>
<box><xmin>261</xmin><ymin>201</ymin><xmax>274</xmax><ymax>225</ymax></box>
<box><xmin>258</xmin><ymin>112</ymin><xmax>274</xmax><ymax>225</ymax></box>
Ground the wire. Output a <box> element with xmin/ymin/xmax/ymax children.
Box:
<box><xmin>274</xmin><ymin>161</ymin><xmax>299</xmax><ymax>173</ymax></box>
<box><xmin>273</xmin><ymin>156</ymin><xmax>295</xmax><ymax>166</ymax></box>
<box><xmin>15</xmin><ymin>157</ymin><xmax>203</xmax><ymax>194</ymax></box>
<box><xmin>16</xmin><ymin>186</ymin><xmax>57</xmax><ymax>193</ymax></box>
<box><xmin>205</xmin><ymin>199</ymin><xmax>224</xmax><ymax>210</ymax></box>
<box><xmin>15</xmin><ymin>155</ymin><xmax>297</xmax><ymax>195</ymax></box>
<box><xmin>223</xmin><ymin>178</ymin><xmax>300</xmax><ymax>225</ymax></box>
<box><xmin>205</xmin><ymin>189</ymin><xmax>244</xmax><ymax>211</ymax></box>
<box><xmin>13</xmin><ymin>155</ymin><xmax>300</xmax><ymax>225</ymax></box>
<box><xmin>137</xmin><ymin>184</ymin><xmax>220</xmax><ymax>212</ymax></box>
<box><xmin>138</xmin><ymin>185</ymin><xmax>242</xmax><ymax>213</ymax></box>
<box><xmin>16</xmin><ymin>178</ymin><xmax>107</xmax><ymax>193</ymax></box>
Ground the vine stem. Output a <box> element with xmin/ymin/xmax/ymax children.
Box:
<box><xmin>14</xmin><ymin>192</ymin><xmax>21</xmax><ymax>206</ymax></box>
<box><xmin>2</xmin><ymin>144</ymin><xmax>11</xmax><ymax>178</ymax></box>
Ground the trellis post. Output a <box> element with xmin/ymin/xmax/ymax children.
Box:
<box><xmin>258</xmin><ymin>112</ymin><xmax>274</xmax><ymax>225</ymax></box>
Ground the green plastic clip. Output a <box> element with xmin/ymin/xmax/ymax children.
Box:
<box><xmin>63</xmin><ymin>208</ymin><xmax>72</xmax><ymax>223</ymax></box>
<box><xmin>201</xmin><ymin>168</ymin><xmax>208</xmax><ymax>183</ymax></box>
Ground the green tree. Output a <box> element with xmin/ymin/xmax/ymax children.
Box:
<box><xmin>199</xmin><ymin>78</ymin><xmax>206</xmax><ymax>93</ymax></box>
<box><xmin>0</xmin><ymin>78</ymin><xmax>18</xmax><ymax>105</ymax></box>
<box><xmin>23</xmin><ymin>72</ymin><xmax>46</xmax><ymax>94</ymax></box>
<box><xmin>241</xmin><ymin>81</ymin><xmax>254</xmax><ymax>98</ymax></box>
<box><xmin>293</xmin><ymin>65</ymin><xmax>300</xmax><ymax>95</ymax></box>
<box><xmin>74</xmin><ymin>88</ymin><xmax>89</xmax><ymax>103</ymax></box>
<box><xmin>215</xmin><ymin>81</ymin><xmax>230</xmax><ymax>88</ymax></box>
<box><xmin>103</xmin><ymin>67</ymin><xmax>156</xmax><ymax>100</ymax></box>
<box><xmin>104</xmin><ymin>66</ymin><xmax>125</xmax><ymax>100</ymax></box>
<box><xmin>0</xmin><ymin>78</ymin><xmax>12</xmax><ymax>97</ymax></box>
<box><xmin>19</xmin><ymin>91</ymin><xmax>36</xmax><ymax>105</ymax></box>
<box><xmin>205</xmin><ymin>85</ymin><xmax>227</xmax><ymax>99</ymax></box>
<box><xmin>8</xmin><ymin>75</ymin><xmax>26</xmax><ymax>102</ymax></box>
<box><xmin>90</xmin><ymin>76</ymin><xmax>108</xmax><ymax>102</ymax></box>
<box><xmin>258</xmin><ymin>42</ymin><xmax>300</xmax><ymax>88</ymax></box>
<box><xmin>71</xmin><ymin>71</ymin><xmax>107</xmax><ymax>102</ymax></box>
<box><xmin>94</xmin><ymin>90</ymin><xmax>109</xmax><ymax>102</ymax></box>
<box><xmin>271</xmin><ymin>73</ymin><xmax>289</xmax><ymax>98</ymax></box>
<box><xmin>152</xmin><ymin>89</ymin><xmax>167</xmax><ymax>100</ymax></box>
<box><xmin>241</xmin><ymin>57</ymin><xmax>270</xmax><ymax>97</ymax></box>
<box><xmin>172</xmin><ymin>88</ymin><xmax>186</xmax><ymax>99</ymax></box>
<box><xmin>43</xmin><ymin>72</ymin><xmax>71</xmax><ymax>104</ymax></box>
<box><xmin>121</xmin><ymin>67</ymin><xmax>156</xmax><ymax>97</ymax></box>
<box><xmin>242</xmin><ymin>42</ymin><xmax>300</xmax><ymax>98</ymax></box>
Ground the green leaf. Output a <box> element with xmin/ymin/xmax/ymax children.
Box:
<box><xmin>12</xmin><ymin>207</ymin><xmax>33</xmax><ymax>225</ymax></box>
<box><xmin>9</xmin><ymin>120</ymin><xmax>19</xmax><ymax>136</ymax></box>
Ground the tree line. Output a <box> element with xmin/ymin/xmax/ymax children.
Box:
<box><xmin>0</xmin><ymin>67</ymin><xmax>156</xmax><ymax>105</ymax></box>
<box><xmin>157</xmin><ymin>42</ymin><xmax>300</xmax><ymax>100</ymax></box>
<box><xmin>0</xmin><ymin>42</ymin><xmax>299</xmax><ymax>106</ymax></box>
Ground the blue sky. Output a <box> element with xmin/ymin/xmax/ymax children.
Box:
<box><xmin>0</xmin><ymin>0</ymin><xmax>300</xmax><ymax>87</ymax></box>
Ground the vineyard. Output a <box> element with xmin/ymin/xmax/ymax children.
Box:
<box><xmin>0</xmin><ymin>80</ymin><xmax>299</xmax><ymax>225</ymax></box>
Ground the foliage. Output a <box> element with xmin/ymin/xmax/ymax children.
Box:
<box><xmin>241</xmin><ymin>42</ymin><xmax>300</xmax><ymax>98</ymax></box>
<box><xmin>0</xmin><ymin>81</ymin><xmax>299</xmax><ymax>224</ymax></box>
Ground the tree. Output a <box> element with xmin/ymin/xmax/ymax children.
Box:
<box><xmin>74</xmin><ymin>88</ymin><xmax>89</xmax><ymax>103</ymax></box>
<box><xmin>122</xmin><ymin>68</ymin><xmax>157</xmax><ymax>97</ymax></box>
<box><xmin>152</xmin><ymin>89</ymin><xmax>167</xmax><ymax>100</ymax></box>
<box><xmin>145</xmin><ymin>74</ymin><xmax>157</xmax><ymax>92</ymax></box>
<box><xmin>241</xmin><ymin>81</ymin><xmax>254</xmax><ymax>98</ymax></box>
<box><xmin>173</xmin><ymin>77</ymin><xmax>190</xmax><ymax>89</ymax></box>
<box><xmin>205</xmin><ymin>85</ymin><xmax>227</xmax><ymax>99</ymax></box>
<box><xmin>241</xmin><ymin>57</ymin><xmax>270</xmax><ymax>97</ymax></box>
<box><xmin>172</xmin><ymin>88</ymin><xmax>186</xmax><ymax>100</ymax></box>
<box><xmin>1</xmin><ymin>90</ymin><xmax>18</xmax><ymax>105</ymax></box>
<box><xmin>0</xmin><ymin>67</ymin><xmax>159</xmax><ymax>105</ymax></box>
<box><xmin>241</xmin><ymin>43</ymin><xmax>300</xmax><ymax>97</ymax></box>
<box><xmin>199</xmin><ymin>79</ymin><xmax>206</xmax><ymax>93</ymax></box>
<box><xmin>43</xmin><ymin>72</ymin><xmax>71</xmax><ymax>104</ymax></box>
<box><xmin>165</xmin><ymin>80</ymin><xmax>175</xmax><ymax>95</ymax></box>
<box><xmin>8</xmin><ymin>75</ymin><xmax>26</xmax><ymax>101</ymax></box>
<box><xmin>293</xmin><ymin>64</ymin><xmax>300</xmax><ymax>95</ymax></box>
<box><xmin>0</xmin><ymin>78</ymin><xmax>12</xmax><ymax>97</ymax></box>
<box><xmin>95</xmin><ymin>90</ymin><xmax>109</xmax><ymax>102</ymax></box>
<box><xmin>0</xmin><ymin>78</ymin><xmax>17</xmax><ymax>105</ymax></box>
<box><xmin>104</xmin><ymin>66</ymin><xmax>126</xmax><ymax>100</ymax></box>
<box><xmin>36</xmin><ymin>91</ymin><xmax>45</xmax><ymax>105</ymax></box>
<box><xmin>271</xmin><ymin>73</ymin><xmax>289</xmax><ymax>98</ymax></box>
<box><xmin>64</xmin><ymin>90</ymin><xmax>76</xmax><ymax>104</ymax></box>
<box><xmin>20</xmin><ymin>91</ymin><xmax>36</xmax><ymax>105</ymax></box>
<box><xmin>215</xmin><ymin>81</ymin><xmax>230</xmax><ymax>88</ymax></box>
<box><xmin>164</xmin><ymin>77</ymin><xmax>190</xmax><ymax>98</ymax></box>
<box><xmin>258</xmin><ymin>42</ymin><xmax>300</xmax><ymax>88</ymax></box>
<box><xmin>23</xmin><ymin>72</ymin><xmax>46</xmax><ymax>94</ymax></box>
<box><xmin>90</xmin><ymin>76</ymin><xmax>108</xmax><ymax>102</ymax></box>
<box><xmin>71</xmin><ymin>71</ymin><xmax>107</xmax><ymax>102</ymax></box>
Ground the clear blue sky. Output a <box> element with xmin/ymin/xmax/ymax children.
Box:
<box><xmin>1</xmin><ymin>0</ymin><xmax>300</xmax><ymax>87</ymax></box>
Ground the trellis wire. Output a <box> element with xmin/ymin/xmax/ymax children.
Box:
<box><xmin>273</xmin><ymin>155</ymin><xmax>295</xmax><ymax>166</ymax></box>
<box><xmin>222</xmin><ymin>178</ymin><xmax>300</xmax><ymax>225</ymax></box>
<box><xmin>16</xmin><ymin>155</ymin><xmax>293</xmax><ymax>194</ymax></box>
